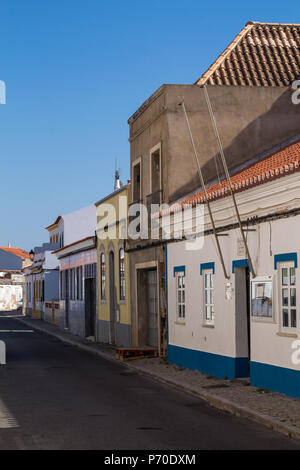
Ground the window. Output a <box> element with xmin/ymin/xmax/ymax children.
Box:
<box><xmin>100</xmin><ymin>252</ymin><xmax>106</xmax><ymax>300</ymax></box>
<box><xmin>280</xmin><ymin>263</ymin><xmax>296</xmax><ymax>328</ymax></box>
<box><xmin>85</xmin><ymin>263</ymin><xmax>96</xmax><ymax>279</ymax></box>
<box><xmin>251</xmin><ymin>278</ymin><xmax>273</xmax><ymax>318</ymax></box>
<box><xmin>70</xmin><ymin>268</ymin><xmax>76</xmax><ymax>300</ymax></box>
<box><xmin>176</xmin><ymin>272</ymin><xmax>185</xmax><ymax>320</ymax></box>
<box><xmin>27</xmin><ymin>282</ymin><xmax>31</xmax><ymax>302</ymax></box>
<box><xmin>119</xmin><ymin>248</ymin><xmax>125</xmax><ymax>301</ymax></box>
<box><xmin>76</xmin><ymin>266</ymin><xmax>83</xmax><ymax>300</ymax></box>
<box><xmin>38</xmin><ymin>280</ymin><xmax>41</xmax><ymax>301</ymax></box>
<box><xmin>132</xmin><ymin>160</ymin><xmax>141</xmax><ymax>202</ymax></box>
<box><xmin>204</xmin><ymin>270</ymin><xmax>214</xmax><ymax>324</ymax></box>
<box><xmin>151</xmin><ymin>147</ymin><xmax>161</xmax><ymax>194</ymax></box>
<box><xmin>59</xmin><ymin>232</ymin><xmax>64</xmax><ymax>248</ymax></box>
<box><xmin>60</xmin><ymin>271</ymin><xmax>65</xmax><ymax>300</ymax></box>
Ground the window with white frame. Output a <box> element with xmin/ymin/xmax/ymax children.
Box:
<box><xmin>203</xmin><ymin>270</ymin><xmax>214</xmax><ymax>324</ymax></box>
<box><xmin>251</xmin><ymin>277</ymin><xmax>273</xmax><ymax>318</ymax></box>
<box><xmin>176</xmin><ymin>272</ymin><xmax>185</xmax><ymax>320</ymax></box>
<box><xmin>280</xmin><ymin>263</ymin><xmax>296</xmax><ymax>328</ymax></box>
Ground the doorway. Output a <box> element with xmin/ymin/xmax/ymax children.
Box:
<box><xmin>85</xmin><ymin>278</ymin><xmax>96</xmax><ymax>338</ymax></box>
<box><xmin>136</xmin><ymin>267</ymin><xmax>159</xmax><ymax>348</ymax></box>
<box><xmin>147</xmin><ymin>269</ymin><xmax>158</xmax><ymax>348</ymax></box>
<box><xmin>109</xmin><ymin>251</ymin><xmax>116</xmax><ymax>344</ymax></box>
<box><xmin>234</xmin><ymin>266</ymin><xmax>251</xmax><ymax>376</ymax></box>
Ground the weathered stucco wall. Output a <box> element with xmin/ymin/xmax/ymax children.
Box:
<box><xmin>129</xmin><ymin>84</ymin><xmax>300</xmax><ymax>204</ymax></box>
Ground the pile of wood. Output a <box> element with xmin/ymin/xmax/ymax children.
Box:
<box><xmin>115</xmin><ymin>347</ymin><xmax>157</xmax><ymax>362</ymax></box>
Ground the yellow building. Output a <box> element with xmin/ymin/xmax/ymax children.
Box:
<box><xmin>95</xmin><ymin>184</ymin><xmax>131</xmax><ymax>346</ymax></box>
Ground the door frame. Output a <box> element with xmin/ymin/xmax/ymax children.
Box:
<box><xmin>84</xmin><ymin>277</ymin><xmax>96</xmax><ymax>338</ymax></box>
<box><xmin>234</xmin><ymin>265</ymin><xmax>251</xmax><ymax>375</ymax></box>
<box><xmin>134</xmin><ymin>261</ymin><xmax>160</xmax><ymax>351</ymax></box>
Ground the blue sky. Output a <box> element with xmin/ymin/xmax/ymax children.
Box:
<box><xmin>0</xmin><ymin>0</ymin><xmax>298</xmax><ymax>250</ymax></box>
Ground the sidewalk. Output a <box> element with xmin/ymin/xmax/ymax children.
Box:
<box><xmin>17</xmin><ymin>314</ymin><xmax>300</xmax><ymax>442</ymax></box>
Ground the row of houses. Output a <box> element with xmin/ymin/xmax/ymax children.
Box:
<box><xmin>24</xmin><ymin>21</ymin><xmax>300</xmax><ymax>398</ymax></box>
<box><xmin>0</xmin><ymin>247</ymin><xmax>33</xmax><ymax>311</ymax></box>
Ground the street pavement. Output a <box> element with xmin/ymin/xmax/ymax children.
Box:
<box><xmin>0</xmin><ymin>312</ymin><xmax>299</xmax><ymax>450</ymax></box>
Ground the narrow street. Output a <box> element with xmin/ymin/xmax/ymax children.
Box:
<box><xmin>0</xmin><ymin>313</ymin><xmax>298</xmax><ymax>450</ymax></box>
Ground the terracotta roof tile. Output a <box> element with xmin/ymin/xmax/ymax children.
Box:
<box><xmin>165</xmin><ymin>139</ymin><xmax>300</xmax><ymax>215</ymax></box>
<box><xmin>0</xmin><ymin>247</ymin><xmax>30</xmax><ymax>259</ymax></box>
<box><xmin>196</xmin><ymin>22</ymin><xmax>300</xmax><ymax>87</ymax></box>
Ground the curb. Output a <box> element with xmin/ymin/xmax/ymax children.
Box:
<box><xmin>16</xmin><ymin>316</ymin><xmax>300</xmax><ymax>442</ymax></box>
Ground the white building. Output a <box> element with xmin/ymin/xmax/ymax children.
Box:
<box><xmin>46</xmin><ymin>205</ymin><xmax>97</xmax><ymax>335</ymax></box>
<box><xmin>54</xmin><ymin>236</ymin><xmax>97</xmax><ymax>338</ymax></box>
<box><xmin>164</xmin><ymin>137</ymin><xmax>300</xmax><ymax>398</ymax></box>
<box><xmin>24</xmin><ymin>243</ymin><xmax>60</xmax><ymax>320</ymax></box>
<box><xmin>45</xmin><ymin>205</ymin><xmax>96</xmax><ymax>248</ymax></box>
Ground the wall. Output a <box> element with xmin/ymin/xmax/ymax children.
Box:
<box><xmin>0</xmin><ymin>251</ymin><xmax>22</xmax><ymax>271</ymax></box>
<box><xmin>96</xmin><ymin>186</ymin><xmax>131</xmax><ymax>347</ymax></box>
<box><xmin>166</xmin><ymin>170</ymin><xmax>300</xmax><ymax>393</ymax></box>
<box><xmin>59</xmin><ymin>247</ymin><xmax>97</xmax><ymax>337</ymax></box>
<box><xmin>129</xmin><ymin>84</ymin><xmax>300</xmax><ymax>204</ymax></box>
<box><xmin>44</xmin><ymin>270</ymin><xmax>59</xmax><ymax>301</ymax></box>
<box><xmin>0</xmin><ymin>284</ymin><xmax>22</xmax><ymax>310</ymax></box>
<box><xmin>63</xmin><ymin>205</ymin><xmax>96</xmax><ymax>246</ymax></box>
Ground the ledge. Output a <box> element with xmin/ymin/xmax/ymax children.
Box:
<box><xmin>276</xmin><ymin>332</ymin><xmax>297</xmax><ymax>338</ymax></box>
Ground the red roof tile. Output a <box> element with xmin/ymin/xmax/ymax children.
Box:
<box><xmin>0</xmin><ymin>247</ymin><xmax>30</xmax><ymax>259</ymax></box>
<box><xmin>196</xmin><ymin>22</ymin><xmax>300</xmax><ymax>87</ymax></box>
<box><xmin>163</xmin><ymin>139</ymin><xmax>300</xmax><ymax>215</ymax></box>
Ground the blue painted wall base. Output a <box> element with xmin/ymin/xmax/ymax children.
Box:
<box><xmin>250</xmin><ymin>361</ymin><xmax>300</xmax><ymax>398</ymax></box>
<box><xmin>167</xmin><ymin>344</ymin><xmax>249</xmax><ymax>380</ymax></box>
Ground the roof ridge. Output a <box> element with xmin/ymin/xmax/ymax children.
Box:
<box><xmin>247</xmin><ymin>21</ymin><xmax>300</xmax><ymax>26</ymax></box>
<box><xmin>196</xmin><ymin>21</ymin><xmax>300</xmax><ymax>87</ymax></box>
<box><xmin>196</xmin><ymin>23</ymin><xmax>254</xmax><ymax>86</ymax></box>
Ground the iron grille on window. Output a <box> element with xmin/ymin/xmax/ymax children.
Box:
<box><xmin>85</xmin><ymin>263</ymin><xmax>96</xmax><ymax>279</ymax></box>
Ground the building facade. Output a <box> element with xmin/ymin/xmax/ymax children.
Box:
<box><xmin>165</xmin><ymin>139</ymin><xmax>300</xmax><ymax>398</ymax></box>
<box><xmin>127</xmin><ymin>21</ymin><xmax>300</xmax><ymax>357</ymax></box>
<box><xmin>55</xmin><ymin>237</ymin><xmax>97</xmax><ymax>338</ymax></box>
<box><xmin>95</xmin><ymin>184</ymin><xmax>131</xmax><ymax>347</ymax></box>
<box><xmin>0</xmin><ymin>247</ymin><xmax>32</xmax><ymax>311</ymax></box>
<box><xmin>24</xmin><ymin>243</ymin><xmax>59</xmax><ymax>319</ymax></box>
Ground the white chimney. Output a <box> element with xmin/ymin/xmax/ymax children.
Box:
<box><xmin>114</xmin><ymin>169</ymin><xmax>123</xmax><ymax>191</ymax></box>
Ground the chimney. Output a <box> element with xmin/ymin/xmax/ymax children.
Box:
<box><xmin>114</xmin><ymin>169</ymin><xmax>123</xmax><ymax>191</ymax></box>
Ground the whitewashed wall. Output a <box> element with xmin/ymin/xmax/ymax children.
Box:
<box><xmin>166</xmin><ymin>170</ymin><xmax>300</xmax><ymax>378</ymax></box>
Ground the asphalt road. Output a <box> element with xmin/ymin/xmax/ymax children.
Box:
<box><xmin>0</xmin><ymin>313</ymin><xmax>299</xmax><ymax>450</ymax></box>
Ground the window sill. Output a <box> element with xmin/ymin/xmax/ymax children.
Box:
<box><xmin>175</xmin><ymin>321</ymin><xmax>186</xmax><ymax>326</ymax></box>
<box><xmin>202</xmin><ymin>324</ymin><xmax>215</xmax><ymax>329</ymax></box>
<box><xmin>251</xmin><ymin>317</ymin><xmax>275</xmax><ymax>324</ymax></box>
<box><xmin>276</xmin><ymin>332</ymin><xmax>297</xmax><ymax>338</ymax></box>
